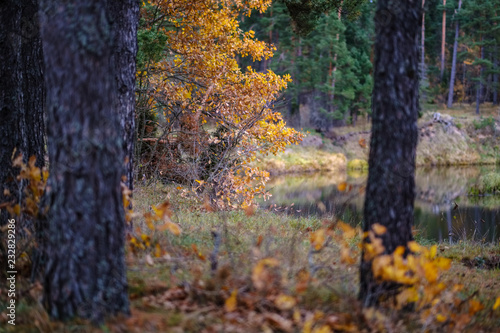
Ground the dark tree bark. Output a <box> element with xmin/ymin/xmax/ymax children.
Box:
<box><xmin>447</xmin><ymin>0</ymin><xmax>462</xmax><ymax>108</ymax></box>
<box><xmin>108</xmin><ymin>0</ymin><xmax>140</xmax><ymax>192</ymax></box>
<box><xmin>19</xmin><ymin>0</ymin><xmax>46</xmax><ymax>169</ymax></box>
<box><xmin>359</xmin><ymin>0</ymin><xmax>421</xmax><ymax>307</ymax></box>
<box><xmin>0</xmin><ymin>2</ymin><xmax>21</xmax><ymax>227</ymax></box>
<box><xmin>39</xmin><ymin>0</ymin><xmax>129</xmax><ymax>322</ymax></box>
<box><xmin>0</xmin><ymin>0</ymin><xmax>45</xmax><ymax>227</ymax></box>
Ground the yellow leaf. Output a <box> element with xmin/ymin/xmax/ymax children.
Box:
<box><xmin>493</xmin><ymin>297</ymin><xmax>500</xmax><ymax>310</ymax></box>
<box><xmin>310</xmin><ymin>229</ymin><xmax>326</xmax><ymax>251</ymax></box>
<box><xmin>423</xmin><ymin>262</ymin><xmax>438</xmax><ymax>283</ymax></box>
<box><xmin>372</xmin><ymin>223</ymin><xmax>387</xmax><ymax>236</ymax></box>
<box><xmin>434</xmin><ymin>257</ymin><xmax>451</xmax><ymax>270</ymax></box>
<box><xmin>429</xmin><ymin>245</ymin><xmax>437</xmax><ymax>259</ymax></box>
<box><xmin>225</xmin><ymin>289</ymin><xmax>238</xmax><ymax>312</ymax></box>
<box><xmin>312</xmin><ymin>325</ymin><xmax>332</xmax><ymax>333</ymax></box>
<box><xmin>275</xmin><ymin>294</ymin><xmax>296</xmax><ymax>310</ymax></box>
<box><xmin>435</xmin><ymin>314</ymin><xmax>447</xmax><ymax>323</ymax></box>
<box><xmin>408</xmin><ymin>241</ymin><xmax>421</xmax><ymax>253</ymax></box>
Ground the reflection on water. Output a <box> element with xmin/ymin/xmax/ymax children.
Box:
<box><xmin>260</xmin><ymin>166</ymin><xmax>500</xmax><ymax>243</ymax></box>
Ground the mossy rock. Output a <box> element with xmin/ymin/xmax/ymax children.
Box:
<box><xmin>347</xmin><ymin>159</ymin><xmax>368</xmax><ymax>170</ymax></box>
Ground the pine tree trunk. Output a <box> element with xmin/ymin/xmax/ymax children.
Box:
<box><xmin>441</xmin><ymin>0</ymin><xmax>446</xmax><ymax>80</ymax></box>
<box><xmin>447</xmin><ymin>0</ymin><xmax>462</xmax><ymax>108</ymax></box>
<box><xmin>39</xmin><ymin>0</ymin><xmax>129</xmax><ymax>322</ymax></box>
<box><xmin>359</xmin><ymin>0</ymin><xmax>421</xmax><ymax>307</ymax></box>
<box><xmin>0</xmin><ymin>2</ymin><xmax>21</xmax><ymax>227</ymax></box>
<box><xmin>0</xmin><ymin>0</ymin><xmax>45</xmax><ymax>228</ymax></box>
<box><xmin>108</xmin><ymin>0</ymin><xmax>139</xmax><ymax>193</ymax></box>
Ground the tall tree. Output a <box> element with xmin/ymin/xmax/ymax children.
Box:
<box><xmin>447</xmin><ymin>0</ymin><xmax>462</xmax><ymax>108</ymax></box>
<box><xmin>360</xmin><ymin>0</ymin><xmax>421</xmax><ymax>306</ymax></box>
<box><xmin>0</xmin><ymin>0</ymin><xmax>45</xmax><ymax>227</ymax></box>
<box><xmin>39</xmin><ymin>0</ymin><xmax>129</xmax><ymax>322</ymax></box>
<box><xmin>108</xmin><ymin>0</ymin><xmax>140</xmax><ymax>192</ymax></box>
<box><xmin>441</xmin><ymin>0</ymin><xmax>446</xmax><ymax>80</ymax></box>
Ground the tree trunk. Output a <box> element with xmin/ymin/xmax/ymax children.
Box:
<box><xmin>359</xmin><ymin>0</ymin><xmax>421</xmax><ymax>307</ymax></box>
<box><xmin>476</xmin><ymin>38</ymin><xmax>483</xmax><ymax>115</ymax></box>
<box><xmin>39</xmin><ymin>0</ymin><xmax>129</xmax><ymax>322</ymax></box>
<box><xmin>0</xmin><ymin>1</ymin><xmax>21</xmax><ymax>227</ymax></box>
<box><xmin>441</xmin><ymin>0</ymin><xmax>446</xmax><ymax>80</ymax></box>
<box><xmin>0</xmin><ymin>0</ymin><xmax>45</xmax><ymax>228</ymax></box>
<box><xmin>108</xmin><ymin>0</ymin><xmax>140</xmax><ymax>193</ymax></box>
<box><xmin>331</xmin><ymin>2</ymin><xmax>342</xmax><ymax>103</ymax></box>
<box><xmin>420</xmin><ymin>0</ymin><xmax>427</xmax><ymax>101</ymax></box>
<box><xmin>494</xmin><ymin>46</ymin><xmax>498</xmax><ymax>105</ymax></box>
<box><xmin>447</xmin><ymin>0</ymin><xmax>462</xmax><ymax>108</ymax></box>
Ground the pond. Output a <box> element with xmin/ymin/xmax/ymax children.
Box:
<box><xmin>260</xmin><ymin>165</ymin><xmax>500</xmax><ymax>243</ymax></box>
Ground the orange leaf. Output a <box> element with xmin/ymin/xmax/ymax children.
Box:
<box><xmin>225</xmin><ymin>289</ymin><xmax>238</xmax><ymax>312</ymax></box>
<box><xmin>358</xmin><ymin>138</ymin><xmax>367</xmax><ymax>148</ymax></box>
<box><xmin>337</xmin><ymin>182</ymin><xmax>347</xmax><ymax>192</ymax></box>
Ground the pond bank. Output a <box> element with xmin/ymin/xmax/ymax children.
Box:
<box><xmin>256</xmin><ymin>109</ymin><xmax>500</xmax><ymax>175</ymax></box>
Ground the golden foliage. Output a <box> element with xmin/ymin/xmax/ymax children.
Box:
<box><xmin>138</xmin><ymin>0</ymin><xmax>302</xmax><ymax>209</ymax></box>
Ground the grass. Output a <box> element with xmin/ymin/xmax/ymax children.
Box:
<box><xmin>3</xmin><ymin>183</ymin><xmax>498</xmax><ymax>332</ymax></box>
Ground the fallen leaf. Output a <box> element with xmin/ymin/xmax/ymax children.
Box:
<box><xmin>225</xmin><ymin>289</ymin><xmax>238</xmax><ymax>312</ymax></box>
<box><xmin>275</xmin><ymin>294</ymin><xmax>296</xmax><ymax>310</ymax></box>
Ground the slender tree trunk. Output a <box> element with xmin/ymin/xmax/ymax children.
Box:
<box><xmin>359</xmin><ymin>0</ymin><xmax>421</xmax><ymax>307</ymax></box>
<box><xmin>476</xmin><ymin>38</ymin><xmax>483</xmax><ymax>115</ymax></box>
<box><xmin>441</xmin><ymin>0</ymin><xmax>446</xmax><ymax>80</ymax></box>
<box><xmin>420</xmin><ymin>0</ymin><xmax>427</xmax><ymax>101</ymax></box>
<box><xmin>108</xmin><ymin>0</ymin><xmax>139</xmax><ymax>193</ymax></box>
<box><xmin>447</xmin><ymin>0</ymin><xmax>462</xmax><ymax>108</ymax></box>
<box><xmin>494</xmin><ymin>46</ymin><xmax>498</xmax><ymax>105</ymax></box>
<box><xmin>331</xmin><ymin>2</ymin><xmax>342</xmax><ymax>103</ymax></box>
<box><xmin>39</xmin><ymin>0</ymin><xmax>129</xmax><ymax>322</ymax></box>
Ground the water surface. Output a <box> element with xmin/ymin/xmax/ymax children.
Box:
<box><xmin>260</xmin><ymin>166</ymin><xmax>500</xmax><ymax>243</ymax></box>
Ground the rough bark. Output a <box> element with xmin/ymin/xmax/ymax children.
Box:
<box><xmin>19</xmin><ymin>0</ymin><xmax>46</xmax><ymax>169</ymax></box>
<box><xmin>359</xmin><ymin>0</ymin><xmax>421</xmax><ymax>307</ymax></box>
<box><xmin>447</xmin><ymin>0</ymin><xmax>462</xmax><ymax>108</ymax></box>
<box><xmin>0</xmin><ymin>0</ymin><xmax>45</xmax><ymax>228</ymax></box>
<box><xmin>39</xmin><ymin>0</ymin><xmax>129</xmax><ymax>322</ymax></box>
<box><xmin>108</xmin><ymin>0</ymin><xmax>140</xmax><ymax>192</ymax></box>
<box><xmin>0</xmin><ymin>1</ymin><xmax>21</xmax><ymax>227</ymax></box>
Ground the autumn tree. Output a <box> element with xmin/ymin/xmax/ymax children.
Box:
<box><xmin>39</xmin><ymin>0</ymin><xmax>129</xmax><ymax>321</ymax></box>
<box><xmin>360</xmin><ymin>0</ymin><xmax>422</xmax><ymax>306</ymax></box>
<box><xmin>137</xmin><ymin>0</ymin><xmax>302</xmax><ymax>209</ymax></box>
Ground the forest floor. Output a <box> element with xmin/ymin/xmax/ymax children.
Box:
<box><xmin>257</xmin><ymin>103</ymin><xmax>500</xmax><ymax>174</ymax></box>
<box><xmin>2</xmin><ymin>182</ymin><xmax>500</xmax><ymax>332</ymax></box>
